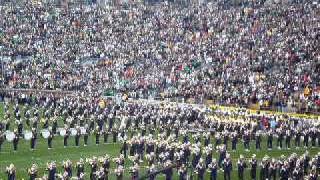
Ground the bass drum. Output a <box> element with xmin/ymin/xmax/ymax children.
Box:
<box><xmin>60</xmin><ymin>129</ymin><xmax>66</xmax><ymax>136</ymax></box>
<box><xmin>24</xmin><ymin>131</ymin><xmax>33</xmax><ymax>140</ymax></box>
<box><xmin>5</xmin><ymin>131</ymin><xmax>15</xmax><ymax>142</ymax></box>
<box><xmin>41</xmin><ymin>129</ymin><xmax>50</xmax><ymax>139</ymax></box>
<box><xmin>80</xmin><ymin>127</ymin><xmax>86</xmax><ymax>135</ymax></box>
<box><xmin>70</xmin><ymin>128</ymin><xmax>77</xmax><ymax>136</ymax></box>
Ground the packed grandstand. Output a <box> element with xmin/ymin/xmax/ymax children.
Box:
<box><xmin>0</xmin><ymin>0</ymin><xmax>319</xmax><ymax>180</ymax></box>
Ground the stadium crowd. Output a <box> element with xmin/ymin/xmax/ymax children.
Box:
<box><xmin>0</xmin><ymin>1</ymin><xmax>319</xmax><ymax>112</ymax></box>
<box><xmin>0</xmin><ymin>0</ymin><xmax>320</xmax><ymax>179</ymax></box>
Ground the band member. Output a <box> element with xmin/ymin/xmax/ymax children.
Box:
<box><xmin>148</xmin><ymin>164</ymin><xmax>158</xmax><ymax>180</ymax></box>
<box><xmin>17</xmin><ymin>119</ymin><xmax>23</xmax><ymax>137</ymax></box>
<box><xmin>6</xmin><ymin>164</ymin><xmax>16</xmax><ymax>180</ymax></box>
<box><xmin>222</xmin><ymin>154</ymin><xmax>232</xmax><ymax>180</ymax></box>
<box><xmin>243</xmin><ymin>130</ymin><xmax>250</xmax><ymax>151</ymax></box>
<box><xmin>146</xmin><ymin>138</ymin><xmax>155</xmax><ymax>154</ymax></box>
<box><xmin>63</xmin><ymin>159</ymin><xmax>72</xmax><ymax>178</ymax></box>
<box><xmin>218</xmin><ymin>145</ymin><xmax>226</xmax><ymax>168</ymax></box>
<box><xmin>103</xmin><ymin>125</ymin><xmax>109</xmax><ymax>144</ymax></box>
<box><xmin>31</xmin><ymin>117</ymin><xmax>38</xmax><ymax>129</ymax></box>
<box><xmin>13</xmin><ymin>129</ymin><xmax>19</xmax><ymax>152</ymax></box>
<box><xmin>115</xmin><ymin>165</ymin><xmax>124</xmax><ymax>180</ymax></box>
<box><xmin>279</xmin><ymin>162</ymin><xmax>289</xmax><ymax>180</ymax></box>
<box><xmin>194</xmin><ymin>133</ymin><xmax>201</xmax><ymax>144</ymax></box>
<box><xmin>43</xmin><ymin>117</ymin><xmax>49</xmax><ymax>129</ymax></box>
<box><xmin>115</xmin><ymin>154</ymin><xmax>125</xmax><ymax>166</ymax></box>
<box><xmin>76</xmin><ymin>159</ymin><xmax>85</xmax><ymax>178</ymax></box>
<box><xmin>303</xmin><ymin>130</ymin><xmax>309</xmax><ymax>147</ymax></box>
<box><xmin>52</xmin><ymin>117</ymin><xmax>58</xmax><ymax>135</ymax></box>
<box><xmin>89</xmin><ymin>157</ymin><xmax>98</xmax><ymax>180</ymax></box>
<box><xmin>317</xmin><ymin>130</ymin><xmax>320</xmax><ymax>147</ymax></box>
<box><xmin>112</xmin><ymin>126</ymin><xmax>118</xmax><ymax>143</ymax></box>
<box><xmin>191</xmin><ymin>146</ymin><xmax>201</xmax><ymax>168</ymax></box>
<box><xmin>5</xmin><ymin>116</ymin><xmax>10</xmax><ymax>131</ymax></box>
<box><xmin>130</xmin><ymin>163</ymin><xmax>139</xmax><ymax>180</ymax></box>
<box><xmin>311</xmin><ymin>129</ymin><xmax>317</xmax><ymax>147</ymax></box>
<box><xmin>120</xmin><ymin>140</ymin><xmax>128</xmax><ymax>158</ymax></box>
<box><xmin>205</xmin><ymin>145</ymin><xmax>213</xmax><ymax>168</ymax></box>
<box><xmin>62</xmin><ymin>168</ymin><xmax>70</xmax><ymax>180</ymax></box>
<box><xmin>146</xmin><ymin>152</ymin><xmax>156</xmax><ymax>166</ymax></box>
<box><xmin>215</xmin><ymin>133</ymin><xmax>221</xmax><ymax>147</ymax></box>
<box><xmin>28</xmin><ymin>163</ymin><xmax>38</xmax><ymax>180</ymax></box>
<box><xmin>276</xmin><ymin>129</ymin><xmax>283</xmax><ymax>149</ymax></box>
<box><xmin>30</xmin><ymin>128</ymin><xmax>37</xmax><ymax>150</ymax></box>
<box><xmin>64</xmin><ymin>127</ymin><xmax>70</xmax><ymax>148</ymax></box>
<box><xmin>78</xmin><ymin>172</ymin><xmax>85</xmax><ymax>180</ymax></box>
<box><xmin>308</xmin><ymin>166</ymin><xmax>318</xmax><ymax>180</ymax></box>
<box><xmin>292</xmin><ymin>165</ymin><xmax>303</xmax><ymax>180</ymax></box>
<box><xmin>208</xmin><ymin>158</ymin><xmax>218</xmax><ymax>180</ymax></box>
<box><xmin>84</xmin><ymin>124</ymin><xmax>89</xmax><ymax>146</ymax></box>
<box><xmin>47</xmin><ymin>162</ymin><xmax>57</xmax><ymax>180</ymax></box>
<box><xmin>102</xmin><ymin>154</ymin><xmax>110</xmax><ymax>179</ymax></box>
<box><xmin>163</xmin><ymin>160</ymin><xmax>173</xmax><ymax>180</ymax></box>
<box><xmin>303</xmin><ymin>151</ymin><xmax>310</xmax><ymax>175</ymax></box>
<box><xmin>250</xmin><ymin>154</ymin><xmax>257</xmax><ymax>180</ymax></box>
<box><xmin>88</xmin><ymin>117</ymin><xmax>95</xmax><ymax>131</ymax></box>
<box><xmin>255</xmin><ymin>131</ymin><xmax>261</xmax><ymax>150</ymax></box>
<box><xmin>182</xmin><ymin>130</ymin><xmax>189</xmax><ymax>143</ymax></box>
<box><xmin>231</xmin><ymin>132</ymin><xmax>237</xmax><ymax>151</ymax></box>
<box><xmin>267</xmin><ymin>130</ymin><xmax>273</xmax><ymax>150</ymax></box>
<box><xmin>269</xmin><ymin>159</ymin><xmax>277</xmax><ymax>180</ymax></box>
<box><xmin>95</xmin><ymin>126</ymin><xmax>101</xmax><ymax>145</ymax></box>
<box><xmin>294</xmin><ymin>129</ymin><xmax>301</xmax><ymax>148</ymax></box>
<box><xmin>223</xmin><ymin>132</ymin><xmax>229</xmax><ymax>149</ymax></box>
<box><xmin>48</xmin><ymin>128</ymin><xmax>54</xmax><ymax>149</ymax></box>
<box><xmin>25</xmin><ymin>109</ymin><xmax>31</xmax><ymax>127</ymax></box>
<box><xmin>237</xmin><ymin>155</ymin><xmax>247</xmax><ymax>180</ymax></box>
<box><xmin>0</xmin><ymin>130</ymin><xmax>4</xmax><ymax>152</ymax></box>
<box><xmin>75</xmin><ymin>126</ymin><xmax>81</xmax><ymax>147</ymax></box>
<box><xmin>259</xmin><ymin>156</ymin><xmax>269</xmax><ymax>180</ymax></box>
<box><xmin>195</xmin><ymin>159</ymin><xmax>206</xmax><ymax>180</ymax></box>
<box><xmin>204</xmin><ymin>132</ymin><xmax>211</xmax><ymax>147</ymax></box>
<box><xmin>285</xmin><ymin>129</ymin><xmax>291</xmax><ymax>149</ymax></box>
<box><xmin>96</xmin><ymin>167</ymin><xmax>106</xmax><ymax>180</ymax></box>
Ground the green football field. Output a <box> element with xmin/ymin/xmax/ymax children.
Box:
<box><xmin>0</xmin><ymin>103</ymin><xmax>320</xmax><ymax>179</ymax></box>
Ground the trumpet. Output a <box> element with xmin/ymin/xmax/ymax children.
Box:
<box><xmin>113</xmin><ymin>157</ymin><xmax>121</xmax><ymax>164</ymax></box>
<box><xmin>98</xmin><ymin>157</ymin><xmax>105</xmax><ymax>163</ymax></box>
<box><xmin>145</xmin><ymin>154</ymin><xmax>152</xmax><ymax>160</ymax></box>
<box><xmin>114</xmin><ymin>166</ymin><xmax>124</xmax><ymax>175</ymax></box>
<box><xmin>6</xmin><ymin>166</ymin><xmax>16</xmax><ymax>173</ymax></box>
<box><xmin>129</xmin><ymin>165</ymin><xmax>139</xmax><ymax>173</ymax></box>
<box><xmin>85</xmin><ymin>158</ymin><xmax>91</xmax><ymax>164</ymax></box>
<box><xmin>86</xmin><ymin>157</ymin><xmax>96</xmax><ymax>165</ymax></box>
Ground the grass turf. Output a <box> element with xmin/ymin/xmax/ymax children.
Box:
<box><xmin>0</xmin><ymin>103</ymin><xmax>320</xmax><ymax>179</ymax></box>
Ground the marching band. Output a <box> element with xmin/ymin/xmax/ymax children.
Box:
<box><xmin>1</xmin><ymin>97</ymin><xmax>320</xmax><ymax>180</ymax></box>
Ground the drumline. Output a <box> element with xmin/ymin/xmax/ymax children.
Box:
<box><xmin>24</xmin><ymin>131</ymin><xmax>33</xmax><ymax>140</ymax></box>
<box><xmin>2</xmin><ymin>126</ymin><xmax>90</xmax><ymax>142</ymax></box>
<box><xmin>5</xmin><ymin>131</ymin><xmax>15</xmax><ymax>142</ymax></box>
<box><xmin>41</xmin><ymin>129</ymin><xmax>50</xmax><ymax>139</ymax></box>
